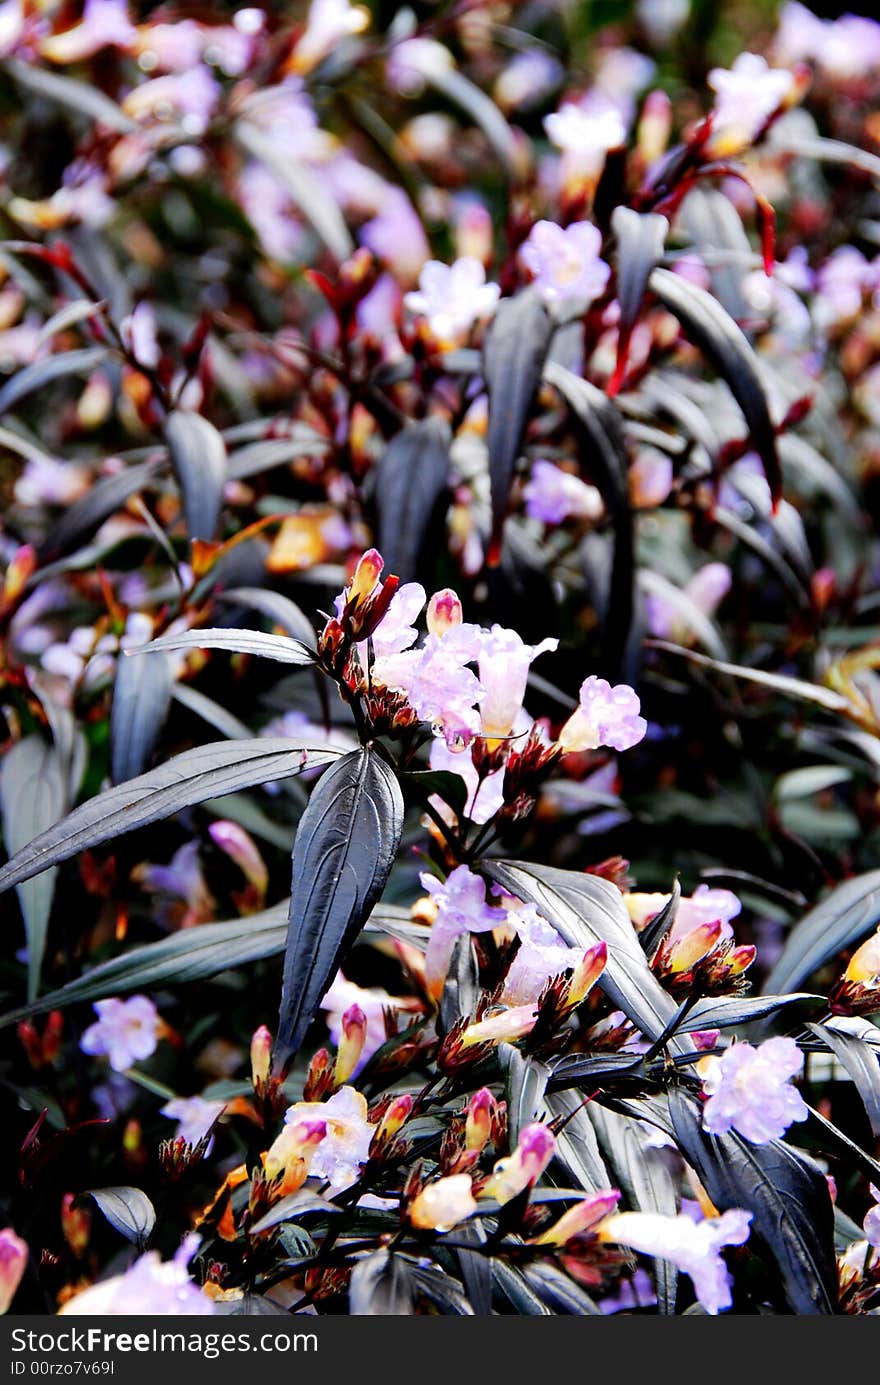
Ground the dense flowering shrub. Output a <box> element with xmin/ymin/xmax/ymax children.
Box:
<box><xmin>5</xmin><ymin>0</ymin><xmax>880</xmax><ymax>1318</ymax></box>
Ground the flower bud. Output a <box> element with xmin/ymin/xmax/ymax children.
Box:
<box><xmin>2</xmin><ymin>545</ymin><xmax>37</xmax><ymax>610</ymax></box>
<box><xmin>533</xmin><ymin>1190</ymin><xmax>620</xmax><ymax>1246</ymax></box>
<box><xmin>726</xmin><ymin>944</ymin><xmax>756</xmax><ymax>977</ymax></box>
<box><xmin>845</xmin><ymin>930</ymin><xmax>880</xmax><ymax>985</ymax></box>
<box><xmin>348</xmin><ymin>548</ymin><xmax>384</xmax><ymax>606</ymax></box>
<box><xmin>564</xmin><ymin>941</ymin><xmax>608</xmax><ymax>1009</ymax></box>
<box><xmin>460</xmin><ymin>1004</ymin><xmax>538</xmax><ymax>1048</ymax></box>
<box><xmin>375</xmin><ymin>1093</ymin><xmax>414</xmax><ymax>1143</ymax></box>
<box><xmin>636</xmin><ymin>89</ymin><xmax>672</xmax><ymax>166</ymax></box>
<box><xmin>464</xmin><ymin>1088</ymin><xmax>494</xmax><ymax>1152</ymax></box>
<box><xmin>667</xmin><ymin>920</ymin><xmax>722</xmax><ymax>974</ymax></box>
<box><xmin>264</xmin><ymin>1118</ymin><xmax>327</xmax><ymax>1194</ymax></box>
<box><xmin>0</xmin><ymin>1228</ymin><xmax>28</xmax><ymax>1313</ymax></box>
<box><xmin>250</xmin><ymin>1026</ymin><xmax>272</xmax><ymax>1090</ymax></box>
<box><xmin>426</xmin><ymin>588</ymin><xmax>463</xmax><ymax>636</ymax></box>
<box><xmin>60</xmin><ymin>1195</ymin><xmax>90</xmax><ymax>1257</ymax></box>
<box><xmin>334</xmin><ymin>1004</ymin><xmax>367</xmax><ymax>1086</ymax></box>
<box><xmin>484</xmin><ymin>1123</ymin><xmax>556</xmax><ymax>1205</ymax></box>
<box><xmin>303</xmin><ymin>1047</ymin><xmax>335</xmax><ymax>1101</ymax></box>
<box><xmin>208</xmin><ymin>822</ymin><xmax>267</xmax><ymax>911</ymax></box>
<box><xmin>409</xmin><ymin>1174</ymin><xmax>478</xmax><ymax>1232</ymax></box>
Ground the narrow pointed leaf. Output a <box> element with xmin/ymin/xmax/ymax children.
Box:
<box><xmin>483</xmin><ymin>290</ymin><xmax>553</xmax><ymax>549</ymax></box>
<box><xmin>0</xmin><ymin>346</ymin><xmax>108</xmax><ymax>416</ymax></box>
<box><xmin>610</xmin><ymin>207</ymin><xmax>668</xmax><ymax>392</ymax></box>
<box><xmin>807</xmin><ymin>1021</ymin><xmax>880</xmax><ymax>1138</ymax></box>
<box><xmin>217</xmin><ymin>588</ymin><xmax>317</xmax><ymax>648</ymax></box>
<box><xmin>40</xmin><ymin>459</ymin><xmax>165</xmax><ymax>560</ymax></box>
<box><xmin>0</xmin><ymin>736</ymin><xmax>66</xmax><ymax>998</ymax></box>
<box><xmin>649</xmin><ymin>266</ymin><xmax>781</xmax><ymax>504</ymax></box>
<box><xmin>763</xmin><ymin>870</ymin><xmax>880</xmax><ymax>996</ymax></box>
<box><xmin>668</xmin><ymin>1088</ymin><xmax>838</xmax><ymax>1315</ymax></box>
<box><xmin>235</xmin><ymin>120</ymin><xmax>353</xmax><ymax>263</ymax></box>
<box><xmin>134</xmin><ymin>628</ymin><xmax>314</xmax><ymax>665</ymax></box>
<box><xmin>110</xmin><ymin>646</ymin><xmax>174</xmax><ymax>784</ymax></box>
<box><xmin>349</xmin><ymin>1250</ymin><xmax>414</xmax><ymax>1315</ymax></box>
<box><xmin>275</xmin><ymin>746</ymin><xmax>404</xmax><ymax>1067</ymax></box>
<box><xmin>681</xmin><ymin>993</ymin><xmax>822</xmax><ymax>1031</ymax></box>
<box><xmin>164</xmin><ymin>410</ymin><xmax>227</xmax><ymax>543</ymax></box>
<box><xmin>374</xmin><ymin>418</ymin><xmax>450</xmax><ymax>582</ymax></box>
<box><xmin>0</xmin><ymin>739</ymin><xmax>339</xmax><ymax>895</ymax></box>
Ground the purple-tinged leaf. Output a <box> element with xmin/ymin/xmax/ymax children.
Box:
<box><xmin>374</xmin><ymin>418</ymin><xmax>450</xmax><ymax>582</ymax></box>
<box><xmin>134</xmin><ymin>627</ymin><xmax>315</xmax><ymax>665</ymax></box>
<box><xmin>164</xmin><ymin>410</ymin><xmax>227</xmax><ymax>543</ymax></box>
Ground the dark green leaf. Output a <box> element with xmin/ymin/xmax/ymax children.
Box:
<box><xmin>502</xmin><ymin>1048</ymin><xmax>549</xmax><ymax>1143</ymax></box>
<box><xmin>249</xmin><ymin>1190</ymin><xmax>343</xmax><ymax>1235</ymax></box>
<box><xmin>439</xmin><ymin>934</ymin><xmax>479</xmax><ymax>1039</ymax></box>
<box><xmin>483</xmin><ymin>860</ymin><xmax>687</xmax><ymax>1050</ymax></box>
<box><xmin>483</xmin><ymin>289</ymin><xmax>553</xmax><ymax>548</ymax></box>
<box><xmin>110</xmin><ymin>645</ymin><xmax>174</xmax><ymax>785</ymax></box>
<box><xmin>87</xmin><ymin>1188</ymin><xmax>155</xmax><ymax>1250</ymax></box>
<box><xmin>763</xmin><ymin>870</ymin><xmax>880</xmax><ymax>996</ymax></box>
<box><xmin>639</xmin><ymin>880</ymin><xmax>680</xmax><ymax>958</ymax></box>
<box><xmin>649</xmin><ymin>266</ymin><xmax>781</xmax><ymax>504</ymax></box>
<box><xmin>0</xmin><ymin>738</ymin><xmax>338</xmax><ymax>895</ymax></box>
<box><xmin>164</xmin><ymin>410</ymin><xmax>227</xmax><ymax>543</ymax></box>
<box><xmin>543</xmin><ymin>363</ymin><xmax>634</xmax><ymax>678</ymax></box>
<box><xmin>275</xmin><ymin>746</ymin><xmax>404</xmax><ymax>1067</ymax></box>
<box><xmin>373</xmin><ymin>418</ymin><xmax>450</xmax><ymax>582</ymax></box>
<box><xmin>521</xmin><ymin>1261</ymin><xmax>603</xmax><ymax>1315</ymax></box>
<box><xmin>1</xmin><ymin>736</ymin><xmax>66</xmax><ymax>999</ymax></box>
<box><xmin>547</xmin><ymin>1091</ymin><xmax>613</xmax><ymax>1194</ymax></box>
<box><xmin>681</xmin><ymin>993</ymin><xmax>823</xmax><ymax>1031</ymax></box>
<box><xmin>4</xmin><ymin>57</ymin><xmax>136</xmax><ymax>132</ymax></box>
<box><xmin>668</xmin><ymin>1088</ymin><xmax>838</xmax><ymax>1315</ymax></box>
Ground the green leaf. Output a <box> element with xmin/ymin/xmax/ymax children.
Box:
<box><xmin>87</xmin><ymin>1188</ymin><xmax>156</xmax><ymax>1251</ymax></box>
<box><xmin>680</xmin><ymin>993</ymin><xmax>823</xmax><ymax>1031</ymax></box>
<box><xmin>164</xmin><ymin>410</ymin><xmax>227</xmax><ymax>543</ymax></box>
<box><xmin>668</xmin><ymin>1088</ymin><xmax>838</xmax><ymax>1315</ymax></box>
<box><xmin>763</xmin><ymin>870</ymin><xmax>880</xmax><ymax>996</ymax></box>
<box><xmin>0</xmin><ymin>738</ymin><xmax>339</xmax><ymax>896</ymax></box>
<box><xmin>275</xmin><ymin>746</ymin><xmax>404</xmax><ymax>1067</ymax></box>
<box><xmin>0</xmin><ymin>736</ymin><xmax>66</xmax><ymax>999</ymax></box>
<box><xmin>483</xmin><ymin>860</ymin><xmax>688</xmax><ymax>1051</ymax></box>
<box><xmin>649</xmin><ymin>266</ymin><xmax>781</xmax><ymax>504</ymax></box>
<box><xmin>217</xmin><ymin>588</ymin><xmax>317</xmax><ymax>648</ymax></box>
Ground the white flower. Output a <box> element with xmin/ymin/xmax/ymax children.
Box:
<box><xmin>477</xmin><ymin>626</ymin><xmax>557</xmax><ymax>740</ymax></box>
<box><xmin>559</xmin><ymin>677</ymin><xmax>647</xmax><ymax>754</ymax></box>
<box><xmin>320</xmin><ymin>973</ymin><xmax>415</xmax><ymax>1071</ymax></box>
<box><xmin>403</xmin><ymin>258</ymin><xmax>501</xmax><ymax>345</ymax></box>
<box><xmin>409</xmin><ymin>1174</ymin><xmax>478</xmax><ymax>1231</ymax></box>
<box><xmin>501</xmin><ymin>904</ymin><xmax>583</xmax><ymax>1006</ymax></box>
<box><xmin>59</xmin><ymin>1236</ymin><xmax>214</xmax><ymax>1315</ymax></box>
<box><xmin>707</xmin><ymin>53</ymin><xmax>794</xmax><ymax>151</ymax></box>
<box><xmin>428</xmin><ymin>736</ymin><xmax>505</xmax><ymax>826</ymax></box>
<box><xmin>520</xmin><ymin>221</ymin><xmax>611</xmax><ymax>306</ymax></box>
<box><xmin>290</xmin><ymin>0</ymin><xmax>369</xmax><ymax>73</ymax></box>
<box><xmin>80</xmin><ymin>996</ymin><xmax>161</xmax><ymax>1072</ymax></box>
<box><xmin>544</xmin><ymin>100</ymin><xmax>627</xmax><ymax>175</ymax></box>
<box><xmin>601</xmin><ymin>1208</ymin><xmax>752</xmax><ymax>1314</ymax></box>
<box><xmin>700</xmin><ymin>1036</ymin><xmax>809</xmax><ymax>1143</ymax></box>
<box><xmin>284</xmin><ymin>1086</ymin><xmax>375</xmax><ymax>1191</ymax></box>
<box><xmin>160</xmin><ymin>1096</ymin><xmax>226</xmax><ymax>1147</ymax></box>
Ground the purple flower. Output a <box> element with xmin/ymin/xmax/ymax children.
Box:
<box><xmin>700</xmin><ymin>1036</ymin><xmax>809</xmax><ymax>1143</ymax></box>
<box><xmin>160</xmin><ymin>1096</ymin><xmax>225</xmax><ymax>1148</ymax></box>
<box><xmin>320</xmin><ymin>972</ymin><xmax>414</xmax><ymax>1072</ymax></box>
<box><xmin>290</xmin><ymin>0</ymin><xmax>369</xmax><ymax>74</ymax></box>
<box><xmin>524</xmin><ymin>459</ymin><xmax>603</xmax><ymax>524</ymax></box>
<box><xmin>403</xmin><ymin>258</ymin><xmax>501</xmax><ymax>345</ymax></box>
<box><xmin>284</xmin><ymin>1086</ymin><xmax>374</xmax><ymax>1191</ymax></box>
<box><xmin>375</xmin><ymin>622</ymin><xmax>484</xmax><ymax>747</ymax></box>
<box><xmin>359</xmin><ymin>188</ymin><xmax>431</xmax><ymax>290</ymax></box>
<box><xmin>420</xmin><ymin>864</ymin><xmax>498</xmax><ymax>995</ymax></box>
<box><xmin>368</xmin><ymin>582</ymin><xmax>426</xmax><ymax>662</ymax></box>
<box><xmin>59</xmin><ymin>1236</ymin><xmax>213</xmax><ymax>1316</ymax></box>
<box><xmin>864</xmin><ymin>1186</ymin><xmax>880</xmax><ymax>1248</ymax></box>
<box><xmin>478</xmin><ymin>626</ymin><xmax>557</xmax><ymax>740</ymax></box>
<box><xmin>429</xmin><ymin>737</ymin><xmax>505</xmax><ymax>826</ymax></box>
<box><xmin>559</xmin><ymin>676</ymin><xmax>647</xmax><ymax>754</ymax></box>
<box><xmin>707</xmin><ymin>53</ymin><xmax>794</xmax><ymax>152</ymax></box>
<box><xmin>629</xmin><ymin>449</ymin><xmax>673</xmax><ymax>508</ymax></box>
<box><xmin>133</xmin><ymin>840</ymin><xmax>215</xmax><ymax>929</ymax></box>
<box><xmin>40</xmin><ymin>0</ymin><xmax>136</xmax><ymax>63</ymax></box>
<box><xmin>815</xmin><ymin>246</ymin><xmax>878</xmax><ymax>329</ymax></box>
<box><xmin>0</xmin><ymin>1228</ymin><xmax>28</xmax><ymax>1314</ymax></box>
<box><xmin>80</xmin><ymin>996</ymin><xmax>161</xmax><ymax>1072</ymax></box>
<box><xmin>494</xmin><ymin>50</ymin><xmax>563</xmax><ymax>114</ymax></box>
<box><xmin>601</xmin><ymin>1208</ymin><xmax>752</xmax><ymax>1314</ymax></box>
<box><xmin>501</xmin><ymin>904</ymin><xmax>583</xmax><ymax>1006</ymax></box>
<box><xmin>520</xmin><ymin>221</ymin><xmax>611</xmax><ymax>307</ymax></box>
<box><xmin>645</xmin><ymin>562</ymin><xmax>731</xmax><ymax>642</ymax></box>
<box><xmin>124</xmin><ymin>65</ymin><xmax>220</xmax><ymax>135</ymax></box>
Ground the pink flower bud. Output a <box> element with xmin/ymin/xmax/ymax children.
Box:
<box><xmin>565</xmin><ymin>941</ymin><xmax>608</xmax><ymax>1008</ymax></box>
<box><xmin>377</xmin><ymin>1093</ymin><xmax>414</xmax><ymax>1141</ymax></box>
<box><xmin>334</xmin><ymin>1004</ymin><xmax>368</xmax><ymax>1086</ymax></box>
<box><xmin>426</xmin><ymin>587</ymin><xmax>463</xmax><ymax>636</ymax></box>
<box><xmin>465</xmin><ymin>1088</ymin><xmax>494</xmax><ymax>1152</ymax></box>
<box><xmin>0</xmin><ymin>1228</ymin><xmax>28</xmax><ymax>1313</ymax></box>
<box><xmin>250</xmin><ymin>1025</ymin><xmax>272</xmax><ymax>1088</ymax></box>
<box><xmin>727</xmin><ymin>944</ymin><xmax>756</xmax><ymax>976</ymax></box>
<box><xmin>264</xmin><ymin>1118</ymin><xmax>327</xmax><ymax>1187</ymax></box>
<box><xmin>667</xmin><ymin>920</ymin><xmax>722</xmax><ymax>974</ymax></box>
<box><xmin>208</xmin><ymin>821</ymin><xmax>268</xmax><ymax>902</ymax></box>
<box><xmin>3</xmin><ymin>545</ymin><xmax>37</xmax><ymax>608</ymax></box>
<box><xmin>409</xmin><ymin>1174</ymin><xmax>478</xmax><ymax>1232</ymax></box>
<box><xmin>349</xmin><ymin>548</ymin><xmax>384</xmax><ymax>604</ymax></box>
<box><xmin>485</xmin><ymin>1122</ymin><xmax>556</xmax><ymax>1205</ymax></box>
<box><xmin>533</xmin><ymin>1189</ymin><xmax>620</xmax><ymax>1245</ymax></box>
<box><xmin>845</xmin><ymin>929</ymin><xmax>880</xmax><ymax>985</ymax></box>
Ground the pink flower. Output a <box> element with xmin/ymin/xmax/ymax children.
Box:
<box><xmin>376</xmin><ymin>623</ymin><xmax>484</xmax><ymax>748</ymax></box>
<box><xmin>123</xmin><ymin>65</ymin><xmax>220</xmax><ymax>135</ymax></box>
<box><xmin>41</xmin><ymin>0</ymin><xmax>136</xmax><ymax>63</ymax></box>
<box><xmin>671</xmin><ymin>884</ymin><xmax>741</xmax><ymax>944</ymax></box>
<box><xmin>543</xmin><ymin>101</ymin><xmax>626</xmax><ymax>175</ymax></box>
<box><xmin>484</xmin><ymin>1123</ymin><xmax>556</xmax><ymax>1204</ymax></box>
<box><xmin>428</xmin><ymin>737</ymin><xmax>505</xmax><ymax>826</ymax></box>
<box><xmin>290</xmin><ymin>0</ymin><xmax>369</xmax><ymax>74</ymax></box>
<box><xmin>864</xmin><ymin>1186</ymin><xmax>880</xmax><ymax>1249</ymax></box>
<box><xmin>707</xmin><ymin>53</ymin><xmax>794</xmax><ymax>152</ymax></box>
<box><xmin>478</xmin><ymin>626</ymin><xmax>557</xmax><ymax>741</ymax></box>
<box><xmin>160</xmin><ymin>1097</ymin><xmax>225</xmax><ymax>1147</ymax></box>
<box><xmin>368</xmin><ymin>582</ymin><xmax>426</xmax><ymax>663</ymax></box>
<box><xmin>700</xmin><ymin>1036</ymin><xmax>809</xmax><ymax>1143</ymax></box>
<box><xmin>80</xmin><ymin>996</ymin><xmax>161</xmax><ymax>1072</ymax></box>
<box><xmin>524</xmin><ymin>460</ymin><xmax>603</xmax><ymax>524</ymax></box>
<box><xmin>601</xmin><ymin>1208</ymin><xmax>752</xmax><ymax>1314</ymax></box>
<box><xmin>133</xmin><ymin>840</ymin><xmax>215</xmax><ymax>929</ymax></box>
<box><xmin>359</xmin><ymin>190</ymin><xmax>431</xmax><ymax>290</ymax></box>
<box><xmin>629</xmin><ymin>450</ymin><xmax>673</xmax><ymax>508</ymax></box>
<box><xmin>59</xmin><ymin>1236</ymin><xmax>214</xmax><ymax>1316</ymax></box>
<box><xmin>645</xmin><ymin>562</ymin><xmax>731</xmax><ymax>643</ymax></box>
<box><xmin>559</xmin><ymin>676</ymin><xmax>647</xmax><ymax>754</ymax></box>
<box><xmin>403</xmin><ymin>258</ymin><xmax>501</xmax><ymax>344</ymax></box>
<box><xmin>501</xmin><ymin>904</ymin><xmax>584</xmax><ymax>1006</ymax></box>
<box><xmin>520</xmin><ymin>221</ymin><xmax>611</xmax><ymax>306</ymax></box>
<box><xmin>816</xmin><ymin>246</ymin><xmax>879</xmax><ymax>329</ymax></box>
<box><xmin>320</xmin><ymin>972</ymin><xmax>414</xmax><ymax>1072</ymax></box>
<box><xmin>284</xmin><ymin>1086</ymin><xmax>375</xmax><ymax>1191</ymax></box>
<box><xmin>0</xmin><ymin>1228</ymin><xmax>27</xmax><ymax>1314</ymax></box>
<box><xmin>420</xmin><ymin>864</ymin><xmax>498</xmax><ymax>995</ymax></box>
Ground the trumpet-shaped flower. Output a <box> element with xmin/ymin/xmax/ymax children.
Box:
<box><xmin>520</xmin><ymin>221</ymin><xmax>611</xmax><ymax>307</ymax></box>
<box><xmin>544</xmin><ymin>102</ymin><xmax>626</xmax><ymax>174</ymax></box>
<box><xmin>290</xmin><ymin>0</ymin><xmax>369</xmax><ymax>74</ymax></box>
<box><xmin>320</xmin><ymin>972</ymin><xmax>414</xmax><ymax>1073</ymax></box>
<box><xmin>80</xmin><ymin>996</ymin><xmax>160</xmax><ymax>1072</ymax></box>
<box><xmin>559</xmin><ymin>677</ymin><xmax>647</xmax><ymax>754</ymax></box>
<box><xmin>601</xmin><ymin>1209</ymin><xmax>752</xmax><ymax>1314</ymax></box>
<box><xmin>59</xmin><ymin>1236</ymin><xmax>214</xmax><ymax>1315</ymax></box>
<box><xmin>284</xmin><ymin>1086</ymin><xmax>375</xmax><ymax>1190</ymax></box>
<box><xmin>524</xmin><ymin>460</ymin><xmax>603</xmax><ymax>525</ymax></box>
<box><xmin>0</xmin><ymin>1228</ymin><xmax>27</xmax><ymax>1314</ymax></box>
<box><xmin>428</xmin><ymin>737</ymin><xmax>506</xmax><ymax>826</ymax></box>
<box><xmin>478</xmin><ymin>627</ymin><xmax>557</xmax><ymax>741</ymax></box>
<box><xmin>376</xmin><ymin>623</ymin><xmax>484</xmax><ymax>747</ymax></box>
<box><xmin>160</xmin><ymin>1097</ymin><xmax>225</xmax><ymax>1148</ymax></box>
<box><xmin>864</xmin><ymin>1186</ymin><xmax>880</xmax><ymax>1248</ymax></box>
<box><xmin>403</xmin><ymin>258</ymin><xmax>500</xmax><ymax>345</ymax></box>
<box><xmin>420</xmin><ymin>864</ymin><xmax>499</xmax><ymax>994</ymax></box>
<box><xmin>700</xmin><ymin>1036</ymin><xmax>809</xmax><ymax>1143</ymax></box>
<box><xmin>501</xmin><ymin>904</ymin><xmax>584</xmax><ymax>1006</ymax></box>
<box><xmin>707</xmin><ymin>53</ymin><xmax>794</xmax><ymax>152</ymax></box>
<box><xmin>410</xmin><ymin>1175</ymin><xmax>478</xmax><ymax>1232</ymax></box>
<box><xmin>368</xmin><ymin>582</ymin><xmax>426</xmax><ymax>665</ymax></box>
